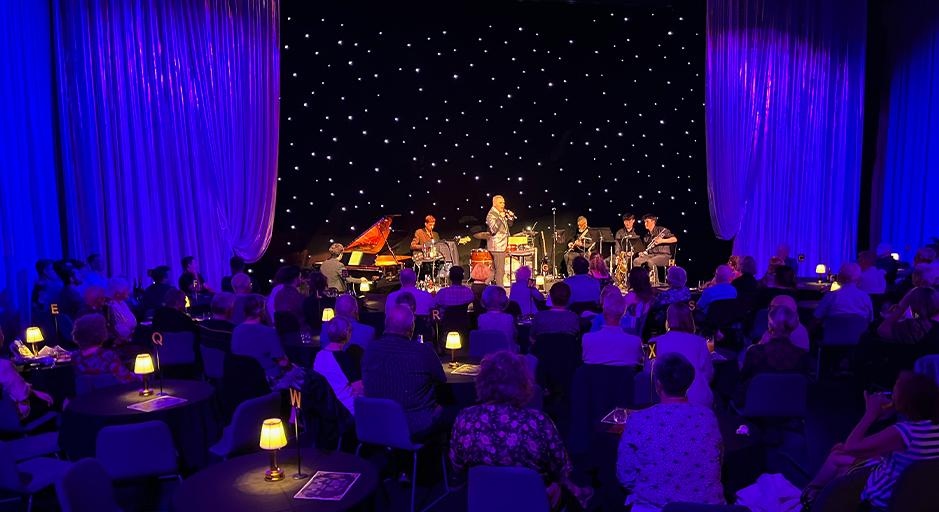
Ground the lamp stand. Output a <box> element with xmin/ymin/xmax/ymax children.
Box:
<box><xmin>265</xmin><ymin>450</ymin><xmax>284</xmax><ymax>481</ymax></box>
<box><xmin>155</xmin><ymin>347</ymin><xmax>165</xmax><ymax>396</ymax></box>
<box><xmin>139</xmin><ymin>374</ymin><xmax>153</xmax><ymax>396</ymax></box>
<box><xmin>449</xmin><ymin>349</ymin><xmax>458</xmax><ymax>369</ymax></box>
<box><xmin>292</xmin><ymin>405</ymin><xmax>308</xmax><ymax>479</ymax></box>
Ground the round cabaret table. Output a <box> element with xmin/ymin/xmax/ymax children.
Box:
<box><xmin>439</xmin><ymin>362</ymin><xmax>478</xmax><ymax>407</ymax></box>
<box><xmin>172</xmin><ymin>449</ymin><xmax>379</xmax><ymax>512</ymax></box>
<box><xmin>59</xmin><ymin>379</ymin><xmax>219</xmax><ymax>471</ymax></box>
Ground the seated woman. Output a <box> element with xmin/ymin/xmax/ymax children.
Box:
<box><xmin>313</xmin><ymin>317</ymin><xmax>363</xmax><ymax>415</ymax></box>
<box><xmin>650</xmin><ymin>303</ymin><xmax>714</xmax><ymax>408</ymax></box>
<box><xmin>0</xmin><ymin>327</ymin><xmax>54</xmax><ymax>421</ymax></box>
<box><xmin>72</xmin><ymin>314</ymin><xmax>137</xmax><ymax>384</ymax></box>
<box><xmin>753</xmin><ymin>265</ymin><xmax>798</xmax><ymax>311</ymax></box>
<box><xmin>622</xmin><ymin>267</ymin><xmax>656</xmax><ymax>336</ymax></box>
<box><xmin>876</xmin><ymin>286</ymin><xmax>939</xmax><ymax>345</ymax></box>
<box><xmin>588</xmin><ymin>254</ymin><xmax>613</xmax><ymax>288</ymax></box>
<box><xmin>107</xmin><ymin>277</ymin><xmax>138</xmax><ymax>345</ymax></box>
<box><xmin>509</xmin><ymin>266</ymin><xmax>545</xmax><ymax>318</ymax></box>
<box><xmin>450</xmin><ymin>351</ymin><xmax>592</xmax><ymax>509</ymax></box>
<box><xmin>153</xmin><ymin>289</ymin><xmax>198</xmax><ymax>335</ymax></box>
<box><xmin>477</xmin><ymin>286</ymin><xmax>517</xmax><ymax>348</ymax></box>
<box><xmin>617</xmin><ymin>352</ymin><xmax>725</xmax><ymax>510</ymax></box>
<box><xmin>737</xmin><ymin>306</ymin><xmax>810</xmax><ymax>405</ymax></box>
<box><xmin>803</xmin><ymin>371</ymin><xmax>939</xmax><ymax>510</ymax></box>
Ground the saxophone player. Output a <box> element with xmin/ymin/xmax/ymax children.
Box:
<box><xmin>633</xmin><ymin>214</ymin><xmax>678</xmax><ymax>270</ymax></box>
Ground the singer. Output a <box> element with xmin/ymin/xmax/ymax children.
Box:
<box><xmin>486</xmin><ymin>195</ymin><xmax>515</xmax><ymax>286</ymax></box>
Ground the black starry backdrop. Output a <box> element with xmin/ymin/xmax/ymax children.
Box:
<box><xmin>265</xmin><ymin>0</ymin><xmax>731</xmax><ymax>286</ymax></box>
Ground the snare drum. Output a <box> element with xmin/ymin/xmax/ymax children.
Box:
<box><xmin>470</xmin><ymin>249</ymin><xmax>493</xmax><ymax>274</ymax></box>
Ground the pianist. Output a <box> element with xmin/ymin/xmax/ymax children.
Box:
<box><xmin>321</xmin><ymin>243</ymin><xmax>352</xmax><ymax>292</ymax></box>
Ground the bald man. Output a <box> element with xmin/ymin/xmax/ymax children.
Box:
<box><xmin>486</xmin><ymin>195</ymin><xmax>515</xmax><ymax>286</ymax></box>
<box><xmin>696</xmin><ymin>264</ymin><xmax>738</xmax><ymax>314</ymax></box>
<box><xmin>759</xmin><ymin>295</ymin><xmax>810</xmax><ymax>351</ymax></box>
<box><xmin>361</xmin><ymin>305</ymin><xmax>447</xmax><ymax>437</ymax></box>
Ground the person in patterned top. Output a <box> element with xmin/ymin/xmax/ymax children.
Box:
<box><xmin>449</xmin><ymin>351</ymin><xmax>592</xmax><ymax>509</ymax></box>
<box><xmin>72</xmin><ymin>314</ymin><xmax>137</xmax><ymax>384</ymax></box>
<box><xmin>617</xmin><ymin>352</ymin><xmax>725</xmax><ymax>511</ymax></box>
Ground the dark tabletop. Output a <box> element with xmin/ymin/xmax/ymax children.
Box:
<box><xmin>65</xmin><ymin>379</ymin><xmax>214</xmax><ymax>417</ymax></box>
<box><xmin>171</xmin><ymin>449</ymin><xmax>379</xmax><ymax>512</ymax></box>
<box><xmin>59</xmin><ymin>379</ymin><xmax>219</xmax><ymax>471</ymax></box>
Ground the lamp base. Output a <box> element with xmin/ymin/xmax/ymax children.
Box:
<box><xmin>265</xmin><ymin>466</ymin><xmax>285</xmax><ymax>481</ymax></box>
<box><xmin>138</xmin><ymin>388</ymin><xmax>154</xmax><ymax>397</ymax></box>
<box><xmin>292</xmin><ymin>472</ymin><xmax>310</xmax><ymax>480</ymax></box>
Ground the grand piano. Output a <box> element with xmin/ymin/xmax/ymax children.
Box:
<box><xmin>338</xmin><ymin>215</ymin><xmax>411</xmax><ymax>280</ymax></box>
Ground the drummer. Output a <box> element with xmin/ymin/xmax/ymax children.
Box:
<box><xmin>410</xmin><ymin>215</ymin><xmax>441</xmax><ymax>257</ymax></box>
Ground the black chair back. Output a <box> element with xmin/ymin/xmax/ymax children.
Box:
<box><xmin>704</xmin><ymin>299</ymin><xmax>744</xmax><ymax>329</ymax></box>
<box><xmin>568</xmin><ymin>364</ymin><xmax>637</xmax><ymax>456</ymax></box>
<box><xmin>530</xmin><ymin>333</ymin><xmax>582</xmax><ymax>399</ymax></box>
<box><xmin>220</xmin><ymin>353</ymin><xmax>270</xmax><ymax>423</ymax></box>
<box><xmin>888</xmin><ymin>458</ymin><xmax>939</xmax><ymax>512</ymax></box>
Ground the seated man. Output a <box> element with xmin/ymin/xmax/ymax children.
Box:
<box><xmin>530</xmin><ymin>282</ymin><xmax>580</xmax><ymax>343</ymax></box>
<box><xmin>320</xmin><ymin>294</ymin><xmax>375</xmax><ymax>349</ymax></box>
<box><xmin>564</xmin><ymin>256</ymin><xmax>601</xmax><ymax>305</ymax></box>
<box><xmin>477</xmin><ymin>286</ymin><xmax>517</xmax><ymax>349</ymax></box>
<box><xmin>695</xmin><ymin>264</ymin><xmax>738</xmax><ymax>314</ymax></box>
<box><xmin>814</xmin><ymin>262</ymin><xmax>873</xmax><ymax>323</ymax></box>
<box><xmin>582</xmin><ymin>291</ymin><xmax>642</xmax><ymax>366</ymax></box>
<box><xmin>362</xmin><ymin>305</ymin><xmax>448</xmax><ymax>439</ymax></box>
<box><xmin>857</xmin><ymin>250</ymin><xmax>887</xmax><ymax>295</ymax></box>
<box><xmin>434</xmin><ymin>266</ymin><xmax>475</xmax><ymax>308</ymax></box>
<box><xmin>386</xmin><ymin>268</ymin><xmax>434</xmax><ymax>316</ymax></box>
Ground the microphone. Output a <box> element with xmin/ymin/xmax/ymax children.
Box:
<box><xmin>505</xmin><ymin>209</ymin><xmax>516</xmax><ymax>220</ymax></box>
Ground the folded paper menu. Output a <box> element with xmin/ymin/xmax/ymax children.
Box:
<box><xmin>451</xmin><ymin>364</ymin><xmax>481</xmax><ymax>376</ymax></box>
<box><xmin>294</xmin><ymin>471</ymin><xmax>360</xmax><ymax>501</ymax></box>
<box><xmin>126</xmin><ymin>395</ymin><xmax>187</xmax><ymax>412</ymax></box>
<box><xmin>600</xmin><ymin>408</ymin><xmax>629</xmax><ymax>424</ymax></box>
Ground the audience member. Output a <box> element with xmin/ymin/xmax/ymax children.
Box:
<box><xmin>0</xmin><ymin>327</ymin><xmax>55</xmax><ymax>421</ymax></box>
<box><xmin>72</xmin><ymin>314</ymin><xmax>137</xmax><ymax>384</ymax></box>
<box><xmin>313</xmin><ymin>317</ymin><xmax>363</xmax><ymax>415</ymax></box>
<box><xmin>393</xmin><ymin>292</ymin><xmax>417</xmax><ymax>315</ymax></box>
<box><xmin>199</xmin><ymin>292</ymin><xmax>236</xmax><ymax>351</ymax></box>
<box><xmin>221</xmin><ymin>256</ymin><xmax>246</xmax><ymax>293</ymax></box>
<box><xmin>509</xmin><ymin>266</ymin><xmax>545</xmax><ymax>318</ymax></box>
<box><xmin>617</xmin><ymin>353</ymin><xmax>725</xmax><ymax>510</ymax></box>
<box><xmin>231</xmin><ymin>294</ymin><xmax>300</xmax><ymax>389</ymax></box>
<box><xmin>875</xmin><ymin>243</ymin><xmax>901</xmax><ymax>286</ymax></box>
<box><xmin>876</xmin><ymin>287</ymin><xmax>939</xmax><ymax>346</ymax></box>
<box><xmin>894</xmin><ymin>248</ymin><xmax>939</xmax><ymax>300</ymax></box>
<box><xmin>450</xmin><ymin>351</ymin><xmax>592</xmax><ymax>508</ymax></box>
<box><xmin>140</xmin><ymin>265</ymin><xmax>174</xmax><ymax>316</ymax></box>
<box><xmin>732</xmin><ymin>256</ymin><xmax>759</xmax><ymax>305</ymax></box>
<box><xmin>776</xmin><ymin>243</ymin><xmax>799</xmax><ymax>274</ymax></box>
<box><xmin>803</xmin><ymin>372</ymin><xmax>939</xmax><ymax>509</ymax></box>
<box><xmin>386</xmin><ymin>268</ymin><xmax>433</xmax><ymax>316</ymax></box>
<box><xmin>178</xmin><ymin>256</ymin><xmax>210</xmax><ymax>296</ymax></box>
<box><xmin>564</xmin><ymin>256</ymin><xmax>601</xmax><ymax>304</ymax></box>
<box><xmin>652</xmin><ymin>265</ymin><xmax>691</xmax><ymax>309</ymax></box>
<box><xmin>469</xmin><ymin>264</ymin><xmax>492</xmax><ymax>311</ymax></box>
<box><xmin>738</xmin><ymin>306</ymin><xmax>810</xmax><ymax>404</ymax></box>
<box><xmin>858</xmin><ymin>250</ymin><xmax>887</xmax><ymax>294</ymax></box>
<box><xmin>273</xmin><ymin>275</ymin><xmax>306</xmax><ymax>331</ymax></box>
<box><xmin>814</xmin><ymin>262</ymin><xmax>873</xmax><ymax>322</ymax></box>
<box><xmin>726</xmin><ymin>255</ymin><xmax>743</xmax><ymax>280</ymax></box>
<box><xmin>318</xmin><ymin>295</ymin><xmax>375</xmax><ymax>350</ymax></box>
<box><xmin>650</xmin><ymin>303</ymin><xmax>714</xmax><ymax>407</ymax></box>
<box><xmin>301</xmin><ymin>272</ymin><xmax>328</xmax><ymax>330</ymax></box>
<box><xmin>76</xmin><ymin>285</ymin><xmax>109</xmax><ymax>320</ymax></box>
<box><xmin>362</xmin><ymin>305</ymin><xmax>448</xmax><ymax>439</ymax></box>
<box><xmin>582</xmin><ymin>291</ymin><xmax>642</xmax><ymax>366</ymax></box>
<box><xmin>589</xmin><ymin>254</ymin><xmax>611</xmax><ymax>281</ymax></box>
<box><xmin>53</xmin><ymin>261</ymin><xmax>83</xmax><ymax>319</ymax></box>
<box><xmin>434</xmin><ymin>266</ymin><xmax>475</xmax><ymax>308</ymax></box>
<box><xmin>623</xmin><ymin>267</ymin><xmax>656</xmax><ymax>335</ymax></box>
<box><xmin>696</xmin><ymin>265</ymin><xmax>737</xmax><ymax>314</ymax></box>
<box><xmin>267</xmin><ymin>265</ymin><xmax>302</xmax><ymax>322</ymax></box>
<box><xmin>81</xmin><ymin>254</ymin><xmax>108</xmax><ymax>291</ymax></box>
<box><xmin>31</xmin><ymin>259</ymin><xmax>62</xmax><ymax>311</ymax></box>
<box><xmin>753</xmin><ymin>264</ymin><xmax>798</xmax><ymax>310</ymax></box>
<box><xmin>758</xmin><ymin>295</ymin><xmax>810</xmax><ymax>351</ymax></box>
<box><xmin>106</xmin><ymin>277</ymin><xmax>137</xmax><ymax>344</ymax></box>
<box><xmin>530</xmin><ymin>282</ymin><xmax>580</xmax><ymax>341</ymax></box>
<box><xmin>477</xmin><ymin>286</ymin><xmax>517</xmax><ymax>348</ymax></box>
<box><xmin>153</xmin><ymin>289</ymin><xmax>198</xmax><ymax>335</ymax></box>
<box><xmin>231</xmin><ymin>272</ymin><xmax>252</xmax><ymax>294</ymax></box>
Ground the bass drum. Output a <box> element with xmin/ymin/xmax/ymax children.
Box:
<box><xmin>470</xmin><ymin>249</ymin><xmax>494</xmax><ymax>276</ymax></box>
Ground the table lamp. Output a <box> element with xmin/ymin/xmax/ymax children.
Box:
<box><xmin>830</xmin><ymin>281</ymin><xmax>842</xmax><ymax>291</ymax></box>
<box><xmin>446</xmin><ymin>331</ymin><xmax>462</xmax><ymax>368</ymax></box>
<box><xmin>891</xmin><ymin>252</ymin><xmax>900</xmax><ymax>261</ymax></box>
<box><xmin>259</xmin><ymin>418</ymin><xmax>287</xmax><ymax>481</ymax></box>
<box><xmin>321</xmin><ymin>308</ymin><xmax>335</xmax><ymax>322</ymax></box>
<box><xmin>535</xmin><ymin>275</ymin><xmax>545</xmax><ymax>290</ymax></box>
<box><xmin>134</xmin><ymin>354</ymin><xmax>155</xmax><ymax>396</ymax></box>
<box><xmin>360</xmin><ymin>280</ymin><xmax>371</xmax><ymax>292</ymax></box>
<box><xmin>815</xmin><ymin>264</ymin><xmax>826</xmax><ymax>284</ymax></box>
<box><xmin>24</xmin><ymin>327</ymin><xmax>43</xmax><ymax>356</ymax></box>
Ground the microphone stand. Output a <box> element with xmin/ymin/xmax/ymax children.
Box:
<box><xmin>551</xmin><ymin>208</ymin><xmax>558</xmax><ymax>278</ymax></box>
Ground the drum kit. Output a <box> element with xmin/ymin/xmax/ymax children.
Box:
<box><xmin>415</xmin><ymin>238</ymin><xmax>462</xmax><ymax>287</ymax></box>
<box><xmin>468</xmin><ymin>228</ymin><xmax>542</xmax><ymax>287</ymax></box>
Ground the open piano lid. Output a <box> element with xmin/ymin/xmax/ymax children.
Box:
<box><xmin>343</xmin><ymin>216</ymin><xmax>410</xmax><ymax>267</ymax></box>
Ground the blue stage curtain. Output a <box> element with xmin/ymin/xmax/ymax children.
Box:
<box><xmin>51</xmin><ymin>0</ymin><xmax>280</xmax><ymax>288</ymax></box>
<box><xmin>873</xmin><ymin>1</ymin><xmax>939</xmax><ymax>258</ymax></box>
<box><xmin>705</xmin><ymin>0</ymin><xmax>867</xmax><ymax>275</ymax></box>
<box><xmin>0</xmin><ymin>1</ymin><xmax>63</xmax><ymax>320</ymax></box>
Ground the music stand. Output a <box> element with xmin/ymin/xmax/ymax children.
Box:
<box><xmin>595</xmin><ymin>227</ymin><xmax>614</xmax><ymax>256</ymax></box>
